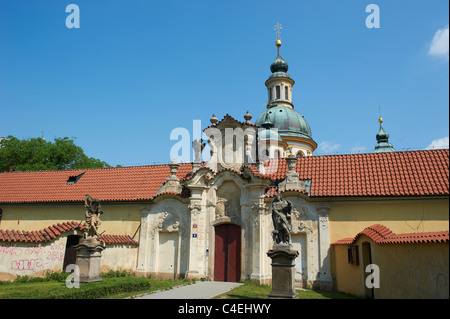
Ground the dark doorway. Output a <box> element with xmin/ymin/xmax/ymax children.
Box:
<box><xmin>362</xmin><ymin>242</ymin><xmax>374</xmax><ymax>299</ymax></box>
<box><xmin>63</xmin><ymin>235</ymin><xmax>80</xmax><ymax>271</ymax></box>
<box><xmin>214</xmin><ymin>224</ymin><xmax>241</xmax><ymax>282</ymax></box>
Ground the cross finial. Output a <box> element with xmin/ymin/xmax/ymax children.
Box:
<box><xmin>274</xmin><ymin>22</ymin><xmax>282</xmax><ymax>40</ymax></box>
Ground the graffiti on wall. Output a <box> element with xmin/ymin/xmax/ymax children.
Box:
<box><xmin>0</xmin><ymin>242</ymin><xmax>66</xmax><ymax>273</ymax></box>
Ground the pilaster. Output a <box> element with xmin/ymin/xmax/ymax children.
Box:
<box><xmin>317</xmin><ymin>202</ymin><xmax>333</xmax><ymax>290</ymax></box>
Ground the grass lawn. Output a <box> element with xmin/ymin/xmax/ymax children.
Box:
<box><xmin>0</xmin><ymin>271</ymin><xmax>190</xmax><ymax>299</ymax></box>
<box><xmin>215</xmin><ymin>280</ymin><xmax>361</xmax><ymax>299</ymax></box>
<box><xmin>1</xmin><ymin>271</ymin><xmax>359</xmax><ymax>299</ymax></box>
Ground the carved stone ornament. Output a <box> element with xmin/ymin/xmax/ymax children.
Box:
<box><xmin>215</xmin><ymin>197</ymin><xmax>240</xmax><ymax>218</ymax></box>
<box><xmin>298</xmin><ymin>221</ymin><xmax>313</xmax><ymax>233</ymax></box>
<box><xmin>188</xmin><ymin>204</ymin><xmax>202</xmax><ymax>215</ymax></box>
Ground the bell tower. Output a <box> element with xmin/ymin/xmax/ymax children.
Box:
<box><xmin>266</xmin><ymin>23</ymin><xmax>295</xmax><ymax>109</ymax></box>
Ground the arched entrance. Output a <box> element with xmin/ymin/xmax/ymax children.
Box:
<box><xmin>214</xmin><ymin>224</ymin><xmax>241</xmax><ymax>282</ymax></box>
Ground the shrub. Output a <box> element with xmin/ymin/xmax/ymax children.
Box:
<box><xmin>44</xmin><ymin>270</ymin><xmax>70</xmax><ymax>282</ymax></box>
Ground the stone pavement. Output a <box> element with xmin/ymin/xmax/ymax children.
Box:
<box><xmin>130</xmin><ymin>281</ymin><xmax>243</xmax><ymax>299</ymax></box>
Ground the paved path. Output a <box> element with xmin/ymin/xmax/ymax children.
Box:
<box><xmin>131</xmin><ymin>281</ymin><xmax>242</xmax><ymax>299</ymax></box>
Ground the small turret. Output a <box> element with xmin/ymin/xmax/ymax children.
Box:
<box><xmin>374</xmin><ymin>118</ymin><xmax>395</xmax><ymax>153</ymax></box>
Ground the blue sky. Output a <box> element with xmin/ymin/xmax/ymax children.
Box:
<box><xmin>0</xmin><ymin>0</ymin><xmax>448</xmax><ymax>167</ymax></box>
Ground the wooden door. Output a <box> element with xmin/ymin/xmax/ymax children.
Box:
<box><xmin>214</xmin><ymin>224</ymin><xmax>241</xmax><ymax>282</ymax></box>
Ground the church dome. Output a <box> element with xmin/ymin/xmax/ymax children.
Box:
<box><xmin>270</xmin><ymin>55</ymin><xmax>288</xmax><ymax>74</ymax></box>
<box><xmin>255</xmin><ymin>105</ymin><xmax>313</xmax><ymax>140</ymax></box>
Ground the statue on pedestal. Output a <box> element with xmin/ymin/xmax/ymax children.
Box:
<box><xmin>267</xmin><ymin>193</ymin><xmax>298</xmax><ymax>299</ymax></box>
<box><xmin>74</xmin><ymin>194</ymin><xmax>105</xmax><ymax>283</ymax></box>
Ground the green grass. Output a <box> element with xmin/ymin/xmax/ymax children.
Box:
<box><xmin>0</xmin><ymin>271</ymin><xmax>189</xmax><ymax>299</ymax></box>
<box><xmin>0</xmin><ymin>273</ymin><xmax>359</xmax><ymax>299</ymax></box>
<box><xmin>215</xmin><ymin>280</ymin><xmax>360</xmax><ymax>299</ymax></box>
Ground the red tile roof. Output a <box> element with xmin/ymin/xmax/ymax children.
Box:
<box><xmin>332</xmin><ymin>224</ymin><xmax>449</xmax><ymax>245</ymax></box>
<box><xmin>0</xmin><ymin>163</ymin><xmax>193</xmax><ymax>204</ymax></box>
<box><xmin>0</xmin><ymin>221</ymin><xmax>138</xmax><ymax>245</ymax></box>
<box><xmin>0</xmin><ymin>149</ymin><xmax>448</xmax><ymax>203</ymax></box>
<box><xmin>257</xmin><ymin>149</ymin><xmax>449</xmax><ymax>197</ymax></box>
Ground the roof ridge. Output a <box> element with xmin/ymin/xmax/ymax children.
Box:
<box><xmin>0</xmin><ymin>221</ymin><xmax>138</xmax><ymax>245</ymax></box>
<box><xmin>332</xmin><ymin>224</ymin><xmax>449</xmax><ymax>245</ymax></box>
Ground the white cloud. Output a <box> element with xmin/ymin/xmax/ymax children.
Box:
<box><xmin>426</xmin><ymin>137</ymin><xmax>449</xmax><ymax>150</ymax></box>
<box><xmin>428</xmin><ymin>25</ymin><xmax>449</xmax><ymax>60</ymax></box>
<box><xmin>318</xmin><ymin>141</ymin><xmax>340</xmax><ymax>154</ymax></box>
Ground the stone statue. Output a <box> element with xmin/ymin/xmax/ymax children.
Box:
<box><xmin>192</xmin><ymin>139</ymin><xmax>206</xmax><ymax>163</ymax></box>
<box><xmin>271</xmin><ymin>194</ymin><xmax>293</xmax><ymax>245</ymax></box>
<box><xmin>83</xmin><ymin>194</ymin><xmax>103</xmax><ymax>240</ymax></box>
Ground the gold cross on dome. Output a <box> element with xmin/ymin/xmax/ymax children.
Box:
<box><xmin>274</xmin><ymin>22</ymin><xmax>282</xmax><ymax>40</ymax></box>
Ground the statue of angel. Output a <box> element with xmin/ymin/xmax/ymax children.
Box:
<box><xmin>83</xmin><ymin>194</ymin><xmax>103</xmax><ymax>240</ymax></box>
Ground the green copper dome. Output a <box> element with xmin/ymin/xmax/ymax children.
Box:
<box><xmin>270</xmin><ymin>55</ymin><xmax>288</xmax><ymax>73</ymax></box>
<box><xmin>255</xmin><ymin>105</ymin><xmax>313</xmax><ymax>140</ymax></box>
<box><xmin>269</xmin><ymin>50</ymin><xmax>290</xmax><ymax>79</ymax></box>
<box><xmin>374</xmin><ymin>121</ymin><xmax>395</xmax><ymax>153</ymax></box>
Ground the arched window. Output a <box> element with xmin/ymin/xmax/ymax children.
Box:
<box><xmin>276</xmin><ymin>86</ymin><xmax>280</xmax><ymax>100</ymax></box>
<box><xmin>296</xmin><ymin>151</ymin><xmax>303</xmax><ymax>158</ymax></box>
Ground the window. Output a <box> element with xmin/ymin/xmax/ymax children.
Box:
<box><xmin>269</xmin><ymin>88</ymin><xmax>272</xmax><ymax>101</ymax></box>
<box><xmin>276</xmin><ymin>86</ymin><xmax>280</xmax><ymax>100</ymax></box>
<box><xmin>296</xmin><ymin>151</ymin><xmax>303</xmax><ymax>158</ymax></box>
<box><xmin>66</xmin><ymin>172</ymin><xmax>85</xmax><ymax>185</ymax></box>
<box><xmin>347</xmin><ymin>245</ymin><xmax>359</xmax><ymax>265</ymax></box>
<box><xmin>285</xmin><ymin>86</ymin><xmax>288</xmax><ymax>100</ymax></box>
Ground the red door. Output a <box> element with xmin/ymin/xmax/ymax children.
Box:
<box><xmin>214</xmin><ymin>224</ymin><xmax>241</xmax><ymax>282</ymax></box>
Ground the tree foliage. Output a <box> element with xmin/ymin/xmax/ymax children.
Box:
<box><xmin>0</xmin><ymin>136</ymin><xmax>110</xmax><ymax>172</ymax></box>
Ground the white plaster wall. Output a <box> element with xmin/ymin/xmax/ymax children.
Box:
<box><xmin>0</xmin><ymin>236</ymin><xmax>67</xmax><ymax>277</ymax></box>
<box><xmin>101</xmin><ymin>245</ymin><xmax>138</xmax><ymax>272</ymax></box>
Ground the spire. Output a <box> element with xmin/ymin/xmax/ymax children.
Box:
<box><xmin>270</xmin><ymin>22</ymin><xmax>289</xmax><ymax>74</ymax></box>
<box><xmin>275</xmin><ymin>22</ymin><xmax>282</xmax><ymax>50</ymax></box>
<box><xmin>374</xmin><ymin>118</ymin><xmax>395</xmax><ymax>153</ymax></box>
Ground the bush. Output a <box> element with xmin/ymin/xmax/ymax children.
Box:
<box><xmin>51</xmin><ymin>277</ymin><xmax>151</xmax><ymax>299</ymax></box>
<box><xmin>44</xmin><ymin>270</ymin><xmax>70</xmax><ymax>282</ymax></box>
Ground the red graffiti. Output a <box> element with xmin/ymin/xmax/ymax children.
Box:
<box><xmin>11</xmin><ymin>258</ymin><xmax>44</xmax><ymax>272</ymax></box>
<box><xmin>0</xmin><ymin>243</ymin><xmax>22</xmax><ymax>256</ymax></box>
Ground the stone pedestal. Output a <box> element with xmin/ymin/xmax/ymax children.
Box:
<box><xmin>267</xmin><ymin>244</ymin><xmax>299</xmax><ymax>299</ymax></box>
<box><xmin>74</xmin><ymin>238</ymin><xmax>105</xmax><ymax>283</ymax></box>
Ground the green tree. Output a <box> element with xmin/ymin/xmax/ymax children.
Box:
<box><xmin>0</xmin><ymin>136</ymin><xmax>111</xmax><ymax>172</ymax></box>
